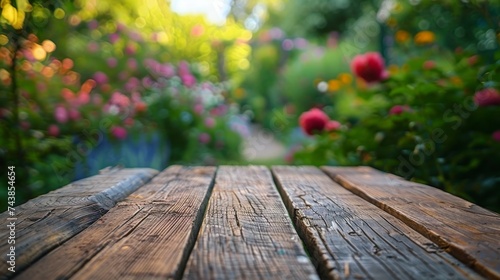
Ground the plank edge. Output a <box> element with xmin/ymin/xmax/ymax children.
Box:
<box><xmin>320</xmin><ymin>165</ymin><xmax>499</xmax><ymax>280</ymax></box>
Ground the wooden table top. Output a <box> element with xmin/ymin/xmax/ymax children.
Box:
<box><xmin>1</xmin><ymin>166</ymin><xmax>499</xmax><ymax>280</ymax></box>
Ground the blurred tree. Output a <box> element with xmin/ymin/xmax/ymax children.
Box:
<box><xmin>386</xmin><ymin>0</ymin><xmax>499</xmax><ymax>54</ymax></box>
<box><xmin>227</xmin><ymin>0</ymin><xmax>283</xmax><ymax>30</ymax></box>
<box><xmin>1</xmin><ymin>0</ymin><xmax>67</xmax><ymax>201</ymax></box>
<box><xmin>278</xmin><ymin>0</ymin><xmax>378</xmax><ymax>37</ymax></box>
<box><xmin>69</xmin><ymin>0</ymin><xmax>252</xmax><ymax>82</ymax></box>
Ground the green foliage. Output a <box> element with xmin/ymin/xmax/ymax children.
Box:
<box><xmin>240</xmin><ymin>44</ymin><xmax>281</xmax><ymax>122</ymax></box>
<box><xmin>282</xmin><ymin>43</ymin><xmax>352</xmax><ymax>114</ymax></box>
<box><xmin>279</xmin><ymin>0</ymin><xmax>376</xmax><ymax>36</ymax></box>
<box><xmin>387</xmin><ymin>0</ymin><xmax>499</xmax><ymax>53</ymax></box>
<box><xmin>293</xmin><ymin>49</ymin><xmax>500</xmax><ymax>212</ymax></box>
<box><xmin>0</xmin><ymin>1</ymin><xmax>245</xmax><ymax>211</ymax></box>
<box><xmin>143</xmin><ymin>81</ymin><xmax>243</xmax><ymax>163</ymax></box>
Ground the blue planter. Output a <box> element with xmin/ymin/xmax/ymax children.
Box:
<box><xmin>74</xmin><ymin>132</ymin><xmax>170</xmax><ymax>180</ymax></box>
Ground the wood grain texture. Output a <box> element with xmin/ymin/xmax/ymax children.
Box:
<box><xmin>272</xmin><ymin>166</ymin><xmax>483</xmax><ymax>280</ymax></box>
<box><xmin>183</xmin><ymin>166</ymin><xmax>319</xmax><ymax>280</ymax></box>
<box><xmin>322</xmin><ymin>166</ymin><xmax>500</xmax><ymax>280</ymax></box>
<box><xmin>15</xmin><ymin>166</ymin><xmax>216</xmax><ymax>280</ymax></box>
<box><xmin>0</xmin><ymin>168</ymin><xmax>157</xmax><ymax>278</ymax></box>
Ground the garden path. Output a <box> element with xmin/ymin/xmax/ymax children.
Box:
<box><xmin>242</xmin><ymin>124</ymin><xmax>286</xmax><ymax>163</ymax></box>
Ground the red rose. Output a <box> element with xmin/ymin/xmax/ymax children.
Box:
<box><xmin>474</xmin><ymin>88</ymin><xmax>500</xmax><ymax>107</ymax></box>
<box><xmin>54</xmin><ymin>106</ymin><xmax>68</xmax><ymax>124</ymax></box>
<box><xmin>423</xmin><ymin>60</ymin><xmax>436</xmax><ymax>70</ymax></box>
<box><xmin>299</xmin><ymin>108</ymin><xmax>329</xmax><ymax>135</ymax></box>
<box><xmin>47</xmin><ymin>125</ymin><xmax>60</xmax><ymax>137</ymax></box>
<box><xmin>134</xmin><ymin>102</ymin><xmax>147</xmax><ymax>113</ymax></box>
<box><xmin>389</xmin><ymin>105</ymin><xmax>411</xmax><ymax>115</ymax></box>
<box><xmin>493</xmin><ymin>131</ymin><xmax>500</xmax><ymax>142</ymax></box>
<box><xmin>351</xmin><ymin>52</ymin><xmax>387</xmax><ymax>83</ymax></box>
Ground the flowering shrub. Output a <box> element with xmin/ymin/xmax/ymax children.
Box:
<box><xmin>292</xmin><ymin>49</ymin><xmax>500</xmax><ymax>212</ymax></box>
<box><xmin>0</xmin><ymin>22</ymin><xmax>244</xmax><ymax>208</ymax></box>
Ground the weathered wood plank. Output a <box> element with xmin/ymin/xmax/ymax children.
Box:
<box><xmin>0</xmin><ymin>168</ymin><xmax>157</xmax><ymax>278</ymax></box>
<box><xmin>273</xmin><ymin>166</ymin><xmax>483</xmax><ymax>280</ymax></box>
<box><xmin>183</xmin><ymin>166</ymin><xmax>319</xmax><ymax>280</ymax></box>
<box><xmin>322</xmin><ymin>166</ymin><xmax>500</xmax><ymax>280</ymax></box>
<box><xmin>15</xmin><ymin>166</ymin><xmax>216</xmax><ymax>280</ymax></box>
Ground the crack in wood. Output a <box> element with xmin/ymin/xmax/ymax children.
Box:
<box><xmin>273</xmin><ymin>166</ymin><xmax>483</xmax><ymax>280</ymax></box>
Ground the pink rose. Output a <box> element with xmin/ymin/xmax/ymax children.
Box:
<box><xmin>77</xmin><ymin>90</ymin><xmax>90</xmax><ymax>105</ymax></box>
<box><xmin>474</xmin><ymin>88</ymin><xmax>500</xmax><ymax>107</ymax></box>
<box><xmin>204</xmin><ymin>117</ymin><xmax>216</xmax><ymax>128</ymax></box>
<box><xmin>142</xmin><ymin>77</ymin><xmax>153</xmax><ymax>88</ymax></box>
<box><xmin>282</xmin><ymin>39</ymin><xmax>294</xmax><ymax>51</ymax></box>
<box><xmin>178</xmin><ymin>61</ymin><xmax>191</xmax><ymax>76</ymax></box>
<box><xmin>110</xmin><ymin>92</ymin><xmax>131</xmax><ymax>107</ymax></box>
<box><xmin>199</xmin><ymin>133</ymin><xmax>211</xmax><ymax>144</ymax></box>
<box><xmin>210</xmin><ymin>105</ymin><xmax>227</xmax><ymax>116</ymax></box>
<box><xmin>493</xmin><ymin>130</ymin><xmax>500</xmax><ymax>142</ymax></box>
<box><xmin>124</xmin><ymin>44</ymin><xmax>136</xmax><ymax>55</ymax></box>
<box><xmin>325</xmin><ymin>120</ymin><xmax>341</xmax><ymax>131</ymax></box>
<box><xmin>109</xmin><ymin>33</ymin><xmax>120</xmax><ymax>44</ymax></box>
<box><xmin>351</xmin><ymin>52</ymin><xmax>387</xmax><ymax>83</ymax></box>
<box><xmin>181</xmin><ymin>74</ymin><xmax>196</xmax><ymax>88</ymax></box>
<box><xmin>87</xmin><ymin>20</ymin><xmax>98</xmax><ymax>30</ymax></box>
<box><xmin>299</xmin><ymin>108</ymin><xmax>330</xmax><ymax>136</ymax></box>
<box><xmin>125</xmin><ymin>77</ymin><xmax>140</xmax><ymax>92</ymax></box>
<box><xmin>54</xmin><ymin>106</ymin><xmax>68</xmax><ymax>123</ymax></box>
<box><xmin>48</xmin><ymin>125</ymin><xmax>60</xmax><ymax>137</ymax></box>
<box><xmin>116</xmin><ymin>23</ymin><xmax>126</xmax><ymax>33</ymax></box>
<box><xmin>159</xmin><ymin>64</ymin><xmax>175</xmax><ymax>77</ymax></box>
<box><xmin>68</xmin><ymin>108</ymin><xmax>81</xmax><ymax>120</ymax></box>
<box><xmin>111</xmin><ymin>126</ymin><xmax>127</xmax><ymax>140</ymax></box>
<box><xmin>294</xmin><ymin>38</ymin><xmax>308</xmax><ymax>49</ymax></box>
<box><xmin>107</xmin><ymin>58</ymin><xmax>118</xmax><ymax>68</ymax></box>
<box><xmin>389</xmin><ymin>105</ymin><xmax>411</xmax><ymax>115</ymax></box>
<box><xmin>93</xmin><ymin>72</ymin><xmax>108</xmax><ymax>85</ymax></box>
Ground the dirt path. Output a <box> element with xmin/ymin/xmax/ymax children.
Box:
<box><xmin>242</xmin><ymin>124</ymin><xmax>286</xmax><ymax>162</ymax></box>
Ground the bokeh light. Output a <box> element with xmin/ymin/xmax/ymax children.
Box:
<box><xmin>41</xmin><ymin>40</ymin><xmax>56</xmax><ymax>53</ymax></box>
<box><xmin>32</xmin><ymin>44</ymin><xmax>47</xmax><ymax>61</ymax></box>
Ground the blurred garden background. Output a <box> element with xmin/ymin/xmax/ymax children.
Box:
<box><xmin>1</xmin><ymin>0</ymin><xmax>499</xmax><ymax>212</ymax></box>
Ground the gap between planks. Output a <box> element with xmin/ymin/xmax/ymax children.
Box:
<box><xmin>14</xmin><ymin>166</ymin><xmax>216</xmax><ymax>280</ymax></box>
<box><xmin>322</xmin><ymin>166</ymin><xmax>500</xmax><ymax>280</ymax></box>
<box><xmin>272</xmin><ymin>166</ymin><xmax>483</xmax><ymax>280</ymax></box>
<box><xmin>0</xmin><ymin>168</ymin><xmax>157</xmax><ymax>278</ymax></box>
<box><xmin>183</xmin><ymin>166</ymin><xmax>319</xmax><ymax>280</ymax></box>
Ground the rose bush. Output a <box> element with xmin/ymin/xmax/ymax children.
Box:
<box><xmin>0</xmin><ymin>21</ymin><xmax>245</xmax><ymax>209</ymax></box>
<box><xmin>291</xmin><ymin>49</ymin><xmax>500</xmax><ymax>212</ymax></box>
